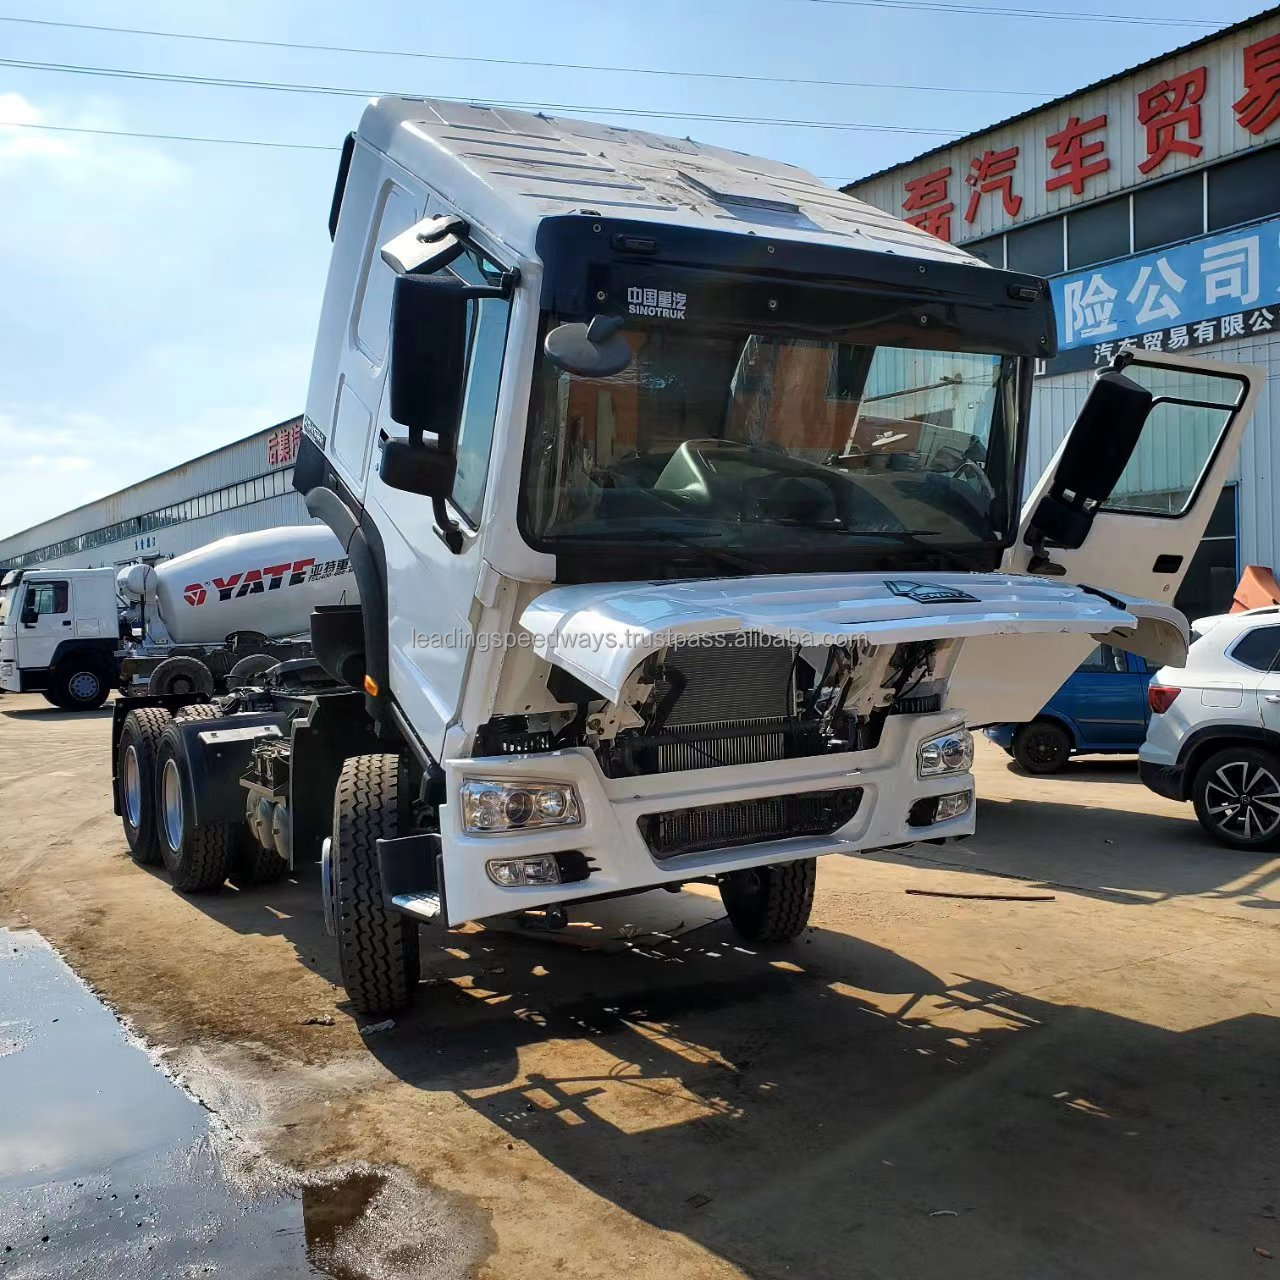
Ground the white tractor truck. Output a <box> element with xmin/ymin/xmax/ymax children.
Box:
<box><xmin>107</xmin><ymin>98</ymin><xmax>1259</xmax><ymax>1016</ymax></box>
<box><xmin>0</xmin><ymin>526</ymin><xmax>357</xmax><ymax>708</ymax></box>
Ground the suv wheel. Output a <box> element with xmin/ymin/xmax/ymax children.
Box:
<box><xmin>1192</xmin><ymin>746</ymin><xmax>1280</xmax><ymax>849</ymax></box>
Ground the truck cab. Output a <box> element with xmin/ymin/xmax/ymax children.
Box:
<box><xmin>0</xmin><ymin>567</ymin><xmax>119</xmax><ymax>708</ymax></box>
<box><xmin>109</xmin><ymin>98</ymin><xmax>1260</xmax><ymax>1018</ymax></box>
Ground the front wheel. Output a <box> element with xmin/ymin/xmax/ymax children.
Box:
<box><xmin>332</xmin><ymin>753</ymin><xmax>420</xmax><ymax>1016</ymax></box>
<box><xmin>719</xmin><ymin>858</ymin><xmax>816</xmax><ymax>944</ymax></box>
<box><xmin>50</xmin><ymin>660</ymin><xmax>110</xmax><ymax>710</ymax></box>
<box><xmin>1012</xmin><ymin>719</ymin><xmax>1072</xmax><ymax>774</ymax></box>
<box><xmin>1192</xmin><ymin>746</ymin><xmax>1280</xmax><ymax>849</ymax></box>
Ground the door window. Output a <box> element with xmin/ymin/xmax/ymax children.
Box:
<box><xmin>448</xmin><ymin>251</ymin><xmax>512</xmax><ymax>525</ymax></box>
<box><xmin>354</xmin><ymin>183</ymin><xmax>418</xmax><ymax>367</ymax></box>
<box><xmin>1077</xmin><ymin>644</ymin><xmax>1127</xmax><ymax>674</ymax></box>
<box><xmin>1229</xmin><ymin>625</ymin><xmax>1280</xmax><ymax>672</ymax></box>
<box><xmin>1101</xmin><ymin>364</ymin><xmax>1247</xmax><ymax>518</ymax></box>
<box><xmin>26</xmin><ymin>582</ymin><xmax>68</xmax><ymax>615</ymax></box>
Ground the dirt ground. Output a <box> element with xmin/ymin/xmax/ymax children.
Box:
<box><xmin>2</xmin><ymin>690</ymin><xmax>1279</xmax><ymax>1279</ymax></box>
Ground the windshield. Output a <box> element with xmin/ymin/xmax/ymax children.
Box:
<box><xmin>522</xmin><ymin>327</ymin><xmax>1019</xmax><ymax>566</ymax></box>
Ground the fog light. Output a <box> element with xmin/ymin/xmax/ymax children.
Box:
<box><xmin>918</xmin><ymin>728</ymin><xmax>974</xmax><ymax>778</ymax></box>
<box><xmin>460</xmin><ymin>779</ymin><xmax>581</xmax><ymax>833</ymax></box>
<box><xmin>486</xmin><ymin>855</ymin><xmax>563</xmax><ymax>887</ymax></box>
<box><xmin>908</xmin><ymin>789</ymin><xmax>972</xmax><ymax>827</ymax></box>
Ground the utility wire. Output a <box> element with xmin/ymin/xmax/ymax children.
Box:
<box><xmin>0</xmin><ymin>58</ymin><xmax>963</xmax><ymax>135</ymax></box>
<box><xmin>0</xmin><ymin>120</ymin><xmax>864</xmax><ymax>179</ymax></box>
<box><xmin>0</xmin><ymin>120</ymin><xmax>339</xmax><ymax>151</ymax></box>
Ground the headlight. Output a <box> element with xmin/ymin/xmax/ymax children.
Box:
<box><xmin>460</xmin><ymin>779</ymin><xmax>582</xmax><ymax>834</ymax></box>
<box><xmin>918</xmin><ymin>728</ymin><xmax>974</xmax><ymax>778</ymax></box>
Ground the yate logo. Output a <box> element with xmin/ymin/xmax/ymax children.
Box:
<box><xmin>212</xmin><ymin>558</ymin><xmax>316</xmax><ymax>601</ymax></box>
<box><xmin>183</xmin><ymin>559</ymin><xmax>319</xmax><ymax>604</ymax></box>
<box><xmin>884</xmin><ymin>579</ymin><xmax>980</xmax><ymax>605</ymax></box>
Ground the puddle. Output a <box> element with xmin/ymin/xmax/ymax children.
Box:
<box><xmin>0</xmin><ymin>929</ymin><xmax>486</xmax><ymax>1279</ymax></box>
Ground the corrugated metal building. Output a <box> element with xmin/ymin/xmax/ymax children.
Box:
<box><xmin>0</xmin><ymin>417</ymin><xmax>310</xmax><ymax>572</ymax></box>
<box><xmin>845</xmin><ymin>8</ymin><xmax>1280</xmax><ymax>620</ymax></box>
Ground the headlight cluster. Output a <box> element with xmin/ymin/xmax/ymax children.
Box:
<box><xmin>917</xmin><ymin>728</ymin><xmax>974</xmax><ymax>778</ymax></box>
<box><xmin>460</xmin><ymin>778</ymin><xmax>582</xmax><ymax>834</ymax></box>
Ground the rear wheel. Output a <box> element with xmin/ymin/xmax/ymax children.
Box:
<box><xmin>153</xmin><ymin>728</ymin><xmax>236</xmax><ymax>892</ymax></box>
<box><xmin>1012</xmin><ymin>719</ymin><xmax>1072</xmax><ymax>774</ymax></box>
<box><xmin>1192</xmin><ymin>746</ymin><xmax>1280</xmax><ymax>849</ymax></box>
<box><xmin>149</xmin><ymin>655</ymin><xmax>214</xmax><ymax>698</ymax></box>
<box><xmin>719</xmin><ymin>858</ymin><xmax>816</xmax><ymax>944</ymax></box>
<box><xmin>117</xmin><ymin>707</ymin><xmax>174</xmax><ymax>865</ymax></box>
<box><xmin>174</xmin><ymin>702</ymin><xmax>219</xmax><ymax>723</ymax></box>
<box><xmin>228</xmin><ymin>653</ymin><xmax>277</xmax><ymax>688</ymax></box>
<box><xmin>332</xmin><ymin>753</ymin><xmax>419</xmax><ymax>1016</ymax></box>
<box><xmin>50</xmin><ymin>660</ymin><xmax>110</xmax><ymax>710</ymax></box>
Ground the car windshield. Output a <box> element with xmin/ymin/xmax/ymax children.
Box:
<box><xmin>521</xmin><ymin>326</ymin><xmax>1019</xmax><ymax>561</ymax></box>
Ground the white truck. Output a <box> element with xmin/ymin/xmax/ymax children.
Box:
<box><xmin>0</xmin><ymin>526</ymin><xmax>357</xmax><ymax>708</ymax></box>
<box><xmin>108</xmin><ymin>98</ymin><xmax>1259</xmax><ymax>1016</ymax></box>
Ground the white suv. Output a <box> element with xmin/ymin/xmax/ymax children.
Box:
<box><xmin>1140</xmin><ymin>608</ymin><xmax>1280</xmax><ymax>848</ymax></box>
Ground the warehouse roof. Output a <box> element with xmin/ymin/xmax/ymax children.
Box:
<box><xmin>843</xmin><ymin>4</ymin><xmax>1280</xmax><ymax>189</ymax></box>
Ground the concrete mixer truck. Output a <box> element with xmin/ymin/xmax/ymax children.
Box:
<box><xmin>0</xmin><ymin>526</ymin><xmax>358</xmax><ymax>709</ymax></box>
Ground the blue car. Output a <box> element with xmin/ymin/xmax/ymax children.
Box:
<box><xmin>984</xmin><ymin>644</ymin><xmax>1156</xmax><ymax>773</ymax></box>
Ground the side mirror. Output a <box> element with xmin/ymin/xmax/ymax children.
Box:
<box><xmin>387</xmin><ymin>274</ymin><xmax>470</xmax><ymax>444</ymax></box>
<box><xmin>1026</xmin><ymin>369</ymin><xmax>1153</xmax><ymax>557</ymax></box>
<box><xmin>20</xmin><ymin>605</ymin><xmax>37</xmax><ymax>626</ymax></box>
<box><xmin>544</xmin><ymin>315</ymin><xmax>632</xmax><ymax>378</ymax></box>
<box><xmin>379</xmin><ymin>439</ymin><xmax>456</xmax><ymax>498</ymax></box>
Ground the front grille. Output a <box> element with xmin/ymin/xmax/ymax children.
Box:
<box><xmin>639</xmin><ymin>787</ymin><xmax>862</xmax><ymax>859</ymax></box>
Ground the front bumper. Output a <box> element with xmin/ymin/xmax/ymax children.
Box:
<box><xmin>433</xmin><ymin>711</ymin><xmax>974</xmax><ymax>925</ymax></box>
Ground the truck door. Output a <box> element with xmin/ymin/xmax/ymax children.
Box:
<box><xmin>369</xmin><ymin>232</ymin><xmax>515</xmax><ymax>758</ymax></box>
<box><xmin>950</xmin><ymin>351</ymin><xmax>1261</xmax><ymax>727</ymax></box>
<box><xmin>16</xmin><ymin>579</ymin><xmax>71</xmax><ymax>674</ymax></box>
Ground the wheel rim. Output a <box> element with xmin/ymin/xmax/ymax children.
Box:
<box><xmin>171</xmin><ymin>676</ymin><xmax>194</xmax><ymax>695</ymax></box>
<box><xmin>68</xmin><ymin>671</ymin><xmax>100</xmax><ymax>702</ymax></box>
<box><xmin>1204</xmin><ymin>760</ymin><xmax>1280</xmax><ymax>842</ymax></box>
<box><xmin>162</xmin><ymin>758</ymin><xmax>184</xmax><ymax>851</ymax></box>
<box><xmin>123</xmin><ymin>745</ymin><xmax>142</xmax><ymax>828</ymax></box>
<box><xmin>730</xmin><ymin>867</ymin><xmax>766</xmax><ymax>906</ymax></box>
<box><xmin>1023</xmin><ymin>730</ymin><xmax>1063</xmax><ymax>767</ymax></box>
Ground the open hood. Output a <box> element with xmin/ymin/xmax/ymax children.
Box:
<box><xmin>520</xmin><ymin>572</ymin><xmax>1179</xmax><ymax>703</ymax></box>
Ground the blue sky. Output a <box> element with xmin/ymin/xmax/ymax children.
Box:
<box><xmin>0</xmin><ymin>0</ymin><xmax>1264</xmax><ymax>535</ymax></box>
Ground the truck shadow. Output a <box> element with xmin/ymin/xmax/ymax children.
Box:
<box><xmin>863</xmin><ymin>794</ymin><xmax>1280</xmax><ymax>911</ymax></box>
<box><xmin>372</xmin><ymin>915</ymin><xmax>1280</xmax><ymax>1280</ymax></box>
<box><xmin>1</xmin><ymin>705</ymin><xmax>115</xmax><ymax>724</ymax></box>
<box><xmin>170</xmin><ymin>873</ymin><xmax>1280</xmax><ymax>1276</ymax></box>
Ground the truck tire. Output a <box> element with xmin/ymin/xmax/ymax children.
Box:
<box><xmin>49</xmin><ymin>659</ymin><xmax>110</xmax><ymax>710</ymax></box>
<box><xmin>117</xmin><ymin>707</ymin><xmax>174</xmax><ymax>865</ymax></box>
<box><xmin>719</xmin><ymin>858</ymin><xmax>816</xmax><ymax>944</ymax></box>
<box><xmin>332</xmin><ymin>753</ymin><xmax>420</xmax><ymax>1016</ymax></box>
<box><xmin>173</xmin><ymin>702</ymin><xmax>219</xmax><ymax>723</ymax></box>
<box><xmin>232</xmin><ymin>835</ymin><xmax>290</xmax><ymax>887</ymax></box>
<box><xmin>153</xmin><ymin>727</ymin><xmax>235</xmax><ymax>892</ymax></box>
<box><xmin>1012</xmin><ymin>719</ymin><xmax>1072</xmax><ymax>774</ymax></box>
<box><xmin>149</xmin><ymin>656</ymin><xmax>215</xmax><ymax>699</ymax></box>
<box><xmin>227</xmin><ymin>653</ymin><xmax>277</xmax><ymax>688</ymax></box>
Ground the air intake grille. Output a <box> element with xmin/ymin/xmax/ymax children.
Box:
<box><xmin>639</xmin><ymin>787</ymin><xmax>862</xmax><ymax>859</ymax></box>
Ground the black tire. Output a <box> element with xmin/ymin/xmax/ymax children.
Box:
<box><xmin>149</xmin><ymin>655</ymin><xmax>214</xmax><ymax>698</ymax></box>
<box><xmin>719</xmin><ymin>858</ymin><xmax>816</xmax><ymax>944</ymax></box>
<box><xmin>332</xmin><ymin>753</ymin><xmax>419</xmax><ymax>1016</ymax></box>
<box><xmin>153</xmin><ymin>727</ymin><xmax>236</xmax><ymax>892</ymax></box>
<box><xmin>232</xmin><ymin>836</ymin><xmax>290</xmax><ymax>887</ymax></box>
<box><xmin>50</xmin><ymin>659</ymin><xmax>110</xmax><ymax>710</ymax></box>
<box><xmin>41</xmin><ymin>691</ymin><xmax>60</xmax><ymax>706</ymax></box>
<box><xmin>173</xmin><ymin>702</ymin><xmax>219</xmax><ymax>723</ymax></box>
<box><xmin>117</xmin><ymin>707</ymin><xmax>174</xmax><ymax>865</ymax></box>
<box><xmin>228</xmin><ymin>653</ymin><xmax>277</xmax><ymax>688</ymax></box>
<box><xmin>1192</xmin><ymin>746</ymin><xmax>1280</xmax><ymax>850</ymax></box>
<box><xmin>1012</xmin><ymin>719</ymin><xmax>1072</xmax><ymax>774</ymax></box>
